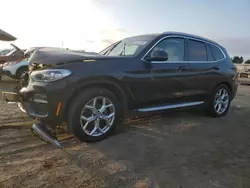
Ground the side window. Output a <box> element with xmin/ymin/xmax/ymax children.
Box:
<box><xmin>151</xmin><ymin>37</ymin><xmax>185</xmax><ymax>61</ymax></box>
<box><xmin>206</xmin><ymin>43</ymin><xmax>215</xmax><ymax>61</ymax></box>
<box><xmin>187</xmin><ymin>39</ymin><xmax>207</xmax><ymax>61</ymax></box>
<box><xmin>210</xmin><ymin>44</ymin><xmax>224</xmax><ymax>61</ymax></box>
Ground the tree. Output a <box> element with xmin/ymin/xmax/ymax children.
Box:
<box><xmin>245</xmin><ymin>59</ymin><xmax>250</xmax><ymax>64</ymax></box>
<box><xmin>232</xmin><ymin>56</ymin><xmax>244</xmax><ymax>64</ymax></box>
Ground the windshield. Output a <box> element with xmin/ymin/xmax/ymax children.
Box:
<box><xmin>99</xmin><ymin>35</ymin><xmax>157</xmax><ymax>56</ymax></box>
<box><xmin>0</xmin><ymin>49</ymin><xmax>11</xmax><ymax>55</ymax></box>
<box><xmin>6</xmin><ymin>49</ymin><xmax>16</xmax><ymax>56</ymax></box>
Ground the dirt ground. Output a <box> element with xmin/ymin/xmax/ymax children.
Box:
<box><xmin>1</xmin><ymin>77</ymin><xmax>250</xmax><ymax>188</ymax></box>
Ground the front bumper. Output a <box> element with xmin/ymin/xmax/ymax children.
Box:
<box><xmin>2</xmin><ymin>79</ymin><xmax>72</xmax><ymax>122</ymax></box>
<box><xmin>1</xmin><ymin>80</ymin><xmax>73</xmax><ymax>148</ymax></box>
<box><xmin>1</xmin><ymin>91</ymin><xmax>62</xmax><ymax>148</ymax></box>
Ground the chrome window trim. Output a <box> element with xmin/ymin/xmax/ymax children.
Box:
<box><xmin>141</xmin><ymin>35</ymin><xmax>226</xmax><ymax>63</ymax></box>
<box><xmin>135</xmin><ymin>101</ymin><xmax>204</xmax><ymax>112</ymax></box>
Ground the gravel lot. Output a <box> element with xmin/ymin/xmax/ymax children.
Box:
<box><xmin>0</xmin><ymin>77</ymin><xmax>250</xmax><ymax>188</ymax></box>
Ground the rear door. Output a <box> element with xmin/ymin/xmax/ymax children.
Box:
<box><xmin>187</xmin><ymin>39</ymin><xmax>221</xmax><ymax>101</ymax></box>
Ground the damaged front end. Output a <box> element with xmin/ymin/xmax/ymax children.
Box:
<box><xmin>2</xmin><ymin>88</ymin><xmax>62</xmax><ymax>149</ymax></box>
<box><xmin>2</xmin><ymin>48</ymin><xmax>100</xmax><ymax>148</ymax></box>
<box><xmin>2</xmin><ymin>63</ymin><xmax>62</xmax><ymax>148</ymax></box>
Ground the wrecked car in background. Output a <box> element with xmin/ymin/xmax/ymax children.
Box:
<box><xmin>2</xmin><ymin>31</ymin><xmax>238</xmax><ymax>148</ymax></box>
<box><xmin>1</xmin><ymin>44</ymin><xmax>27</xmax><ymax>80</ymax></box>
<box><xmin>0</xmin><ymin>29</ymin><xmax>23</xmax><ymax>80</ymax></box>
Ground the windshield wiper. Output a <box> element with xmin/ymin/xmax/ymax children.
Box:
<box><xmin>119</xmin><ymin>42</ymin><xmax>126</xmax><ymax>56</ymax></box>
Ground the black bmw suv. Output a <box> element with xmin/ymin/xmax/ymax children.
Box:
<box><xmin>2</xmin><ymin>31</ymin><xmax>238</xmax><ymax>147</ymax></box>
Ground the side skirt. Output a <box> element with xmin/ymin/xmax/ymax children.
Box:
<box><xmin>135</xmin><ymin>101</ymin><xmax>204</xmax><ymax>112</ymax></box>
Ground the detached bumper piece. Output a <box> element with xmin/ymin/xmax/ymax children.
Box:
<box><xmin>1</xmin><ymin>91</ymin><xmax>20</xmax><ymax>102</ymax></box>
<box><xmin>31</xmin><ymin>120</ymin><xmax>62</xmax><ymax>148</ymax></box>
<box><xmin>1</xmin><ymin>91</ymin><xmax>48</xmax><ymax>118</ymax></box>
<box><xmin>1</xmin><ymin>91</ymin><xmax>61</xmax><ymax>149</ymax></box>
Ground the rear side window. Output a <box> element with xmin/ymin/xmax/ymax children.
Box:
<box><xmin>187</xmin><ymin>39</ymin><xmax>207</xmax><ymax>61</ymax></box>
<box><xmin>206</xmin><ymin>44</ymin><xmax>215</xmax><ymax>61</ymax></box>
<box><xmin>210</xmin><ymin>44</ymin><xmax>224</xmax><ymax>61</ymax></box>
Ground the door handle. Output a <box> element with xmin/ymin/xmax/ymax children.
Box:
<box><xmin>177</xmin><ymin>66</ymin><xmax>187</xmax><ymax>71</ymax></box>
<box><xmin>212</xmin><ymin>66</ymin><xmax>219</xmax><ymax>70</ymax></box>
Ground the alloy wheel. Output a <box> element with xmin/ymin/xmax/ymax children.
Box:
<box><xmin>80</xmin><ymin>96</ymin><xmax>115</xmax><ymax>136</ymax></box>
<box><xmin>214</xmin><ymin>88</ymin><xmax>229</xmax><ymax>114</ymax></box>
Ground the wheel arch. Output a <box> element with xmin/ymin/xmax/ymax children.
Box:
<box><xmin>215</xmin><ymin>81</ymin><xmax>232</xmax><ymax>95</ymax></box>
<box><xmin>63</xmin><ymin>77</ymin><xmax>129</xmax><ymax>119</ymax></box>
<box><xmin>15</xmin><ymin>65</ymin><xmax>29</xmax><ymax>78</ymax></box>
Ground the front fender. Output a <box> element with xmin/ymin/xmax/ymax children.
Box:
<box><xmin>62</xmin><ymin>76</ymin><xmax>133</xmax><ymax>119</ymax></box>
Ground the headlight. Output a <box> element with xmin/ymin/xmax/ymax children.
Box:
<box><xmin>30</xmin><ymin>69</ymin><xmax>72</xmax><ymax>82</ymax></box>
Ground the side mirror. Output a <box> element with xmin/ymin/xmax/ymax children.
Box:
<box><xmin>145</xmin><ymin>50</ymin><xmax>168</xmax><ymax>62</ymax></box>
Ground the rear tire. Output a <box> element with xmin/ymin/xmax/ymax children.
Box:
<box><xmin>206</xmin><ymin>84</ymin><xmax>231</xmax><ymax>117</ymax></box>
<box><xmin>68</xmin><ymin>87</ymin><xmax>121</xmax><ymax>142</ymax></box>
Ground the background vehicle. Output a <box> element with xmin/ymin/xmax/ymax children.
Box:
<box><xmin>0</xmin><ymin>49</ymin><xmax>12</xmax><ymax>55</ymax></box>
<box><xmin>0</xmin><ymin>29</ymin><xmax>19</xmax><ymax>81</ymax></box>
<box><xmin>0</xmin><ymin>44</ymin><xmax>26</xmax><ymax>80</ymax></box>
<box><xmin>1</xmin><ymin>47</ymin><xmax>43</xmax><ymax>80</ymax></box>
<box><xmin>239</xmin><ymin>69</ymin><xmax>250</xmax><ymax>78</ymax></box>
<box><xmin>2</xmin><ymin>31</ymin><xmax>238</xmax><ymax>148</ymax></box>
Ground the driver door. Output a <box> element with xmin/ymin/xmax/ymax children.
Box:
<box><xmin>148</xmin><ymin>37</ymin><xmax>193</xmax><ymax>104</ymax></box>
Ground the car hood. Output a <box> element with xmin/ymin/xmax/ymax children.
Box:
<box><xmin>28</xmin><ymin>48</ymin><xmax>127</xmax><ymax>65</ymax></box>
<box><xmin>10</xmin><ymin>43</ymin><xmax>24</xmax><ymax>55</ymax></box>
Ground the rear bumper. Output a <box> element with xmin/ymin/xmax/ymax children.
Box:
<box><xmin>231</xmin><ymin>77</ymin><xmax>238</xmax><ymax>100</ymax></box>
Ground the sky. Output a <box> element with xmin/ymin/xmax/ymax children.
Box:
<box><xmin>1</xmin><ymin>0</ymin><xmax>250</xmax><ymax>60</ymax></box>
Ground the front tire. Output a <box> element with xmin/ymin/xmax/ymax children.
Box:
<box><xmin>68</xmin><ymin>87</ymin><xmax>121</xmax><ymax>142</ymax></box>
<box><xmin>16</xmin><ymin>66</ymin><xmax>28</xmax><ymax>80</ymax></box>
<box><xmin>206</xmin><ymin>84</ymin><xmax>231</xmax><ymax>117</ymax></box>
<box><xmin>18</xmin><ymin>71</ymin><xmax>29</xmax><ymax>89</ymax></box>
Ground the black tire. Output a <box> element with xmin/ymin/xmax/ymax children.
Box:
<box><xmin>16</xmin><ymin>66</ymin><xmax>28</xmax><ymax>79</ymax></box>
<box><xmin>18</xmin><ymin>71</ymin><xmax>29</xmax><ymax>89</ymax></box>
<box><xmin>206</xmin><ymin>84</ymin><xmax>231</xmax><ymax>117</ymax></box>
<box><xmin>68</xmin><ymin>87</ymin><xmax>122</xmax><ymax>142</ymax></box>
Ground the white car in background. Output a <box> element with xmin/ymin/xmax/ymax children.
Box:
<box><xmin>0</xmin><ymin>49</ymin><xmax>12</xmax><ymax>55</ymax></box>
<box><xmin>1</xmin><ymin>46</ymin><xmax>45</xmax><ymax>80</ymax></box>
<box><xmin>1</xmin><ymin>46</ymin><xmax>85</xmax><ymax>81</ymax></box>
<box><xmin>2</xmin><ymin>59</ymin><xmax>29</xmax><ymax>79</ymax></box>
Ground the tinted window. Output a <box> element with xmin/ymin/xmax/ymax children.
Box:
<box><xmin>206</xmin><ymin>44</ymin><xmax>215</xmax><ymax>61</ymax></box>
<box><xmin>187</xmin><ymin>39</ymin><xmax>207</xmax><ymax>61</ymax></box>
<box><xmin>210</xmin><ymin>44</ymin><xmax>224</xmax><ymax>61</ymax></box>
<box><xmin>151</xmin><ymin>37</ymin><xmax>185</xmax><ymax>61</ymax></box>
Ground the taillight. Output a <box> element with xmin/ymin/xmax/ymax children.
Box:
<box><xmin>232</xmin><ymin>64</ymin><xmax>237</xmax><ymax>72</ymax></box>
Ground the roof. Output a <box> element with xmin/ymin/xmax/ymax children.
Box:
<box><xmin>162</xmin><ymin>31</ymin><xmax>220</xmax><ymax>46</ymax></box>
